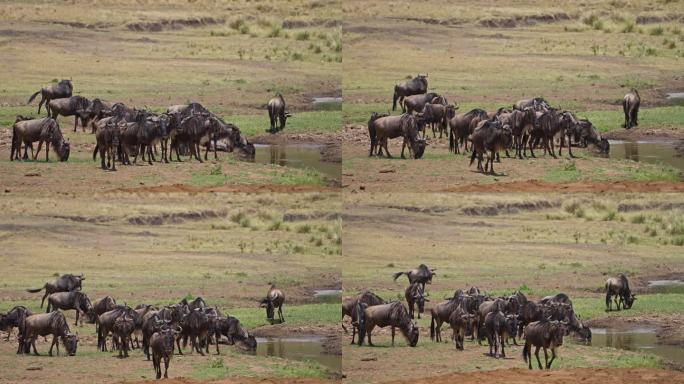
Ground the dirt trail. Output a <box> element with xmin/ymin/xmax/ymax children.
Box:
<box><xmin>441</xmin><ymin>180</ymin><xmax>684</xmax><ymax>193</ymax></box>
<box><xmin>382</xmin><ymin>368</ymin><xmax>683</xmax><ymax>384</ymax></box>
<box><xmin>124</xmin><ymin>379</ymin><xmax>335</xmax><ymax>384</ymax></box>
<box><xmin>110</xmin><ymin>184</ymin><xmax>339</xmax><ymax>194</ymax></box>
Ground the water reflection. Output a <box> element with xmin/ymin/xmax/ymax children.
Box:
<box><xmin>586</xmin><ymin>328</ymin><xmax>684</xmax><ymax>365</ymax></box>
<box><xmin>607</xmin><ymin>140</ymin><xmax>684</xmax><ymax>171</ymax></box>
<box><xmin>241</xmin><ymin>144</ymin><xmax>341</xmax><ymax>181</ymax></box>
<box><xmin>255</xmin><ymin>336</ymin><xmax>341</xmax><ymax>373</ymax></box>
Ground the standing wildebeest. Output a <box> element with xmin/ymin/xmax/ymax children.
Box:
<box><xmin>392</xmin><ymin>74</ymin><xmax>428</xmax><ymax>112</ymax></box>
<box><xmin>150</xmin><ymin>321</ymin><xmax>181</xmax><ymax>380</ymax></box>
<box><xmin>421</xmin><ymin>102</ymin><xmax>450</xmax><ymax>139</ymax></box>
<box><xmin>402</xmin><ymin>92</ymin><xmax>440</xmax><ymax>114</ymax></box>
<box><xmin>1</xmin><ymin>306</ymin><xmax>32</xmax><ymax>348</ymax></box>
<box><xmin>21</xmin><ymin>311</ymin><xmax>78</xmax><ymax>356</ymax></box>
<box><xmin>560</xmin><ymin>116</ymin><xmax>609</xmax><ymax>156</ymax></box>
<box><xmin>368</xmin><ymin>113</ymin><xmax>426</xmax><ymax>159</ymax></box>
<box><xmin>261</xmin><ymin>284</ymin><xmax>285</xmax><ymax>324</ymax></box>
<box><xmin>622</xmin><ymin>89</ymin><xmax>641</xmax><ymax>129</ymax></box>
<box><xmin>47</xmin><ymin>96</ymin><xmax>91</xmax><ymax>132</ymax></box>
<box><xmin>405</xmin><ymin>282</ymin><xmax>428</xmax><ymax>319</ymax></box>
<box><xmin>342</xmin><ymin>291</ymin><xmax>386</xmax><ymax>344</ymax></box>
<box><xmin>447</xmin><ymin>107</ymin><xmax>487</xmax><ymax>154</ymax></box>
<box><xmin>27</xmin><ymin>79</ymin><xmax>73</xmax><ymax>115</ymax></box>
<box><xmin>514</xmin><ymin>97</ymin><xmax>550</xmax><ymax>112</ymax></box>
<box><xmin>26</xmin><ymin>274</ymin><xmax>84</xmax><ymax>309</ymax></box>
<box><xmin>393</xmin><ymin>264</ymin><xmax>436</xmax><ymax>290</ymax></box>
<box><xmin>213</xmin><ymin>316</ymin><xmax>257</xmax><ymax>354</ymax></box>
<box><xmin>267</xmin><ymin>93</ymin><xmax>291</xmax><ymax>132</ymax></box>
<box><xmin>176</xmin><ymin>308</ymin><xmax>211</xmax><ymax>356</ymax></box>
<box><xmin>484</xmin><ymin>311</ymin><xmax>518</xmax><ymax>358</ymax></box>
<box><xmin>46</xmin><ymin>291</ymin><xmax>94</xmax><ymax>326</ymax></box>
<box><xmin>469</xmin><ymin>120</ymin><xmax>512</xmax><ymax>175</ymax></box>
<box><xmin>88</xmin><ymin>296</ymin><xmax>117</xmax><ymax>323</ymax></box>
<box><xmin>179</xmin><ymin>297</ymin><xmax>207</xmax><ymax>311</ymax></box>
<box><xmin>11</xmin><ymin>117</ymin><xmax>70</xmax><ymax>162</ymax></box>
<box><xmin>430</xmin><ymin>297</ymin><xmax>463</xmax><ymax>342</ymax></box>
<box><xmin>93</xmin><ymin>120</ymin><xmax>122</xmax><ymax>170</ymax></box>
<box><xmin>97</xmin><ymin>306</ymin><xmax>139</xmax><ymax>352</ymax></box>
<box><xmin>497</xmin><ymin>108</ymin><xmax>536</xmax><ymax>159</ymax></box>
<box><xmin>522</xmin><ymin>320</ymin><xmax>567</xmax><ymax>370</ymax></box>
<box><xmin>605</xmin><ymin>273</ymin><xmax>636</xmax><ymax>311</ymax></box>
<box><xmin>357</xmin><ymin>301</ymin><xmax>419</xmax><ymax>347</ymax></box>
<box><xmin>175</xmin><ymin>113</ymin><xmax>212</xmax><ymax>162</ymax></box>
<box><xmin>112</xmin><ymin>315</ymin><xmax>135</xmax><ymax>358</ymax></box>
<box><xmin>449</xmin><ymin>307</ymin><xmax>476</xmax><ymax>350</ymax></box>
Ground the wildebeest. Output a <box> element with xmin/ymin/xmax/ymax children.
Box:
<box><xmin>421</xmin><ymin>102</ymin><xmax>450</xmax><ymax>138</ymax></box>
<box><xmin>342</xmin><ymin>291</ymin><xmax>386</xmax><ymax>344</ymax></box>
<box><xmin>514</xmin><ymin>97</ymin><xmax>550</xmax><ymax>112</ymax></box>
<box><xmin>179</xmin><ymin>297</ymin><xmax>207</xmax><ymax>311</ymax></box>
<box><xmin>357</xmin><ymin>301</ymin><xmax>419</xmax><ymax>347</ymax></box>
<box><xmin>622</xmin><ymin>89</ymin><xmax>641</xmax><ymax>129</ymax></box>
<box><xmin>177</xmin><ymin>308</ymin><xmax>211</xmax><ymax>356</ymax></box>
<box><xmin>175</xmin><ymin>113</ymin><xmax>211</xmax><ymax>162</ymax></box>
<box><xmin>150</xmin><ymin>320</ymin><xmax>181</xmax><ymax>380</ymax></box>
<box><xmin>96</xmin><ymin>306</ymin><xmax>139</xmax><ymax>352</ymax></box>
<box><xmin>267</xmin><ymin>93</ymin><xmax>291</xmax><ymax>132</ymax></box>
<box><xmin>560</xmin><ymin>116</ymin><xmax>609</xmax><ymax>156</ymax></box>
<box><xmin>392</xmin><ymin>74</ymin><xmax>428</xmax><ymax>111</ymax></box>
<box><xmin>605</xmin><ymin>273</ymin><xmax>636</xmax><ymax>311</ymax></box>
<box><xmin>21</xmin><ymin>311</ymin><xmax>78</xmax><ymax>356</ymax></box>
<box><xmin>484</xmin><ymin>311</ymin><xmax>518</xmax><ymax>358</ymax></box>
<box><xmin>497</xmin><ymin>108</ymin><xmax>536</xmax><ymax>159</ymax></box>
<box><xmin>0</xmin><ymin>306</ymin><xmax>32</xmax><ymax>349</ymax></box>
<box><xmin>261</xmin><ymin>284</ymin><xmax>285</xmax><ymax>324</ymax></box>
<box><xmin>93</xmin><ymin>120</ymin><xmax>122</xmax><ymax>170</ymax></box>
<box><xmin>27</xmin><ymin>79</ymin><xmax>73</xmax><ymax>114</ymax></box>
<box><xmin>202</xmin><ymin>116</ymin><xmax>246</xmax><ymax>160</ymax></box>
<box><xmin>112</xmin><ymin>315</ymin><xmax>135</xmax><ymax>358</ymax></box>
<box><xmin>448</xmin><ymin>307</ymin><xmax>476</xmax><ymax>350</ymax></box>
<box><xmin>430</xmin><ymin>297</ymin><xmax>463</xmax><ymax>342</ymax></box>
<box><xmin>26</xmin><ymin>274</ymin><xmax>84</xmax><ymax>309</ymax></box>
<box><xmin>447</xmin><ymin>107</ymin><xmax>487</xmax><ymax>154</ymax></box>
<box><xmin>522</xmin><ymin>320</ymin><xmax>567</xmax><ymax>370</ymax></box>
<box><xmin>405</xmin><ymin>282</ymin><xmax>428</xmax><ymax>319</ymax></box>
<box><xmin>469</xmin><ymin>119</ymin><xmax>512</xmax><ymax>174</ymax></box>
<box><xmin>402</xmin><ymin>92</ymin><xmax>440</xmax><ymax>115</ymax></box>
<box><xmin>11</xmin><ymin>117</ymin><xmax>70</xmax><ymax>162</ymax></box>
<box><xmin>47</xmin><ymin>95</ymin><xmax>91</xmax><ymax>132</ymax></box>
<box><xmin>368</xmin><ymin>113</ymin><xmax>426</xmax><ymax>159</ymax></box>
<box><xmin>88</xmin><ymin>296</ymin><xmax>118</xmax><ymax>323</ymax></box>
<box><xmin>46</xmin><ymin>291</ymin><xmax>94</xmax><ymax>326</ymax></box>
<box><xmin>393</xmin><ymin>264</ymin><xmax>436</xmax><ymax>290</ymax></box>
<box><xmin>213</xmin><ymin>316</ymin><xmax>257</xmax><ymax>354</ymax></box>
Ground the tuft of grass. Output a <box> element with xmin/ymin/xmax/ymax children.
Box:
<box><xmin>296</xmin><ymin>224</ymin><xmax>312</xmax><ymax>234</ymax></box>
<box><xmin>295</xmin><ymin>31</ymin><xmax>310</xmax><ymax>41</ymax></box>
<box><xmin>649</xmin><ymin>26</ymin><xmax>664</xmax><ymax>36</ymax></box>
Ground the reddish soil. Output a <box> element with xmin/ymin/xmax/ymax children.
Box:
<box><xmin>382</xmin><ymin>368</ymin><xmax>683</xmax><ymax>384</ymax></box>
<box><xmin>110</xmin><ymin>184</ymin><xmax>339</xmax><ymax>194</ymax></box>
<box><xmin>442</xmin><ymin>180</ymin><xmax>684</xmax><ymax>193</ymax></box>
<box><xmin>122</xmin><ymin>379</ymin><xmax>336</xmax><ymax>384</ymax></box>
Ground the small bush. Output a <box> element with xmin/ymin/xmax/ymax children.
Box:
<box><xmin>621</xmin><ymin>22</ymin><xmax>635</xmax><ymax>33</ymax></box>
<box><xmin>295</xmin><ymin>31</ymin><xmax>310</xmax><ymax>41</ymax></box>
<box><xmin>229</xmin><ymin>18</ymin><xmax>245</xmax><ymax>30</ymax></box>
<box><xmin>297</xmin><ymin>224</ymin><xmax>312</xmax><ymax>234</ymax></box>
<box><xmin>672</xmin><ymin>236</ymin><xmax>684</xmax><ymax>246</ymax></box>
<box><xmin>269</xmin><ymin>220</ymin><xmax>283</xmax><ymax>231</ymax></box>
<box><xmin>603</xmin><ymin>211</ymin><xmax>618</xmax><ymax>221</ymax></box>
<box><xmin>582</xmin><ymin>14</ymin><xmax>599</xmax><ymax>26</ymax></box>
<box><xmin>291</xmin><ymin>52</ymin><xmax>304</xmax><ymax>61</ymax></box>
<box><xmin>239</xmin><ymin>24</ymin><xmax>250</xmax><ymax>35</ymax></box>
<box><xmin>267</xmin><ymin>26</ymin><xmax>282</xmax><ymax>38</ymax></box>
<box><xmin>230</xmin><ymin>211</ymin><xmax>246</xmax><ymax>223</ymax></box>
<box><xmin>649</xmin><ymin>26</ymin><xmax>664</xmax><ymax>36</ymax></box>
<box><xmin>630</xmin><ymin>214</ymin><xmax>646</xmax><ymax>224</ymax></box>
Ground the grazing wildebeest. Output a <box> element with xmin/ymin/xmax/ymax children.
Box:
<box><xmin>267</xmin><ymin>93</ymin><xmax>291</xmax><ymax>132</ymax></box>
<box><xmin>392</xmin><ymin>74</ymin><xmax>428</xmax><ymax>112</ymax></box>
<box><xmin>514</xmin><ymin>97</ymin><xmax>550</xmax><ymax>112</ymax></box>
<box><xmin>605</xmin><ymin>273</ymin><xmax>636</xmax><ymax>311</ymax></box>
<box><xmin>342</xmin><ymin>291</ymin><xmax>386</xmax><ymax>344</ymax></box>
<box><xmin>213</xmin><ymin>316</ymin><xmax>257</xmax><ymax>354</ymax></box>
<box><xmin>622</xmin><ymin>89</ymin><xmax>641</xmax><ymax>129</ymax></box>
<box><xmin>27</xmin><ymin>79</ymin><xmax>73</xmax><ymax>115</ymax></box>
<box><xmin>48</xmin><ymin>96</ymin><xmax>91</xmax><ymax>132</ymax></box>
<box><xmin>1</xmin><ymin>306</ymin><xmax>32</xmax><ymax>348</ymax></box>
<box><xmin>367</xmin><ymin>113</ymin><xmax>426</xmax><ymax>159</ymax></box>
<box><xmin>201</xmin><ymin>116</ymin><xmax>245</xmax><ymax>160</ymax></box>
<box><xmin>447</xmin><ymin>107</ymin><xmax>487</xmax><ymax>154</ymax></box>
<box><xmin>449</xmin><ymin>307</ymin><xmax>476</xmax><ymax>350</ymax></box>
<box><xmin>150</xmin><ymin>320</ymin><xmax>181</xmax><ymax>380</ymax></box>
<box><xmin>93</xmin><ymin>120</ymin><xmax>122</xmax><ymax>170</ymax></box>
<box><xmin>11</xmin><ymin>117</ymin><xmax>70</xmax><ymax>162</ymax></box>
<box><xmin>21</xmin><ymin>311</ymin><xmax>78</xmax><ymax>356</ymax></box>
<box><xmin>26</xmin><ymin>274</ymin><xmax>84</xmax><ymax>309</ymax></box>
<box><xmin>522</xmin><ymin>320</ymin><xmax>567</xmax><ymax>370</ymax></box>
<box><xmin>402</xmin><ymin>92</ymin><xmax>440</xmax><ymax>114</ymax></box>
<box><xmin>484</xmin><ymin>311</ymin><xmax>518</xmax><ymax>358</ymax></box>
<box><xmin>46</xmin><ymin>291</ymin><xmax>94</xmax><ymax>326</ymax></box>
<box><xmin>261</xmin><ymin>284</ymin><xmax>285</xmax><ymax>324</ymax></box>
<box><xmin>469</xmin><ymin>119</ymin><xmax>512</xmax><ymax>175</ymax></box>
<box><xmin>560</xmin><ymin>116</ymin><xmax>609</xmax><ymax>156</ymax></box>
<box><xmin>405</xmin><ymin>282</ymin><xmax>428</xmax><ymax>319</ymax></box>
<box><xmin>112</xmin><ymin>315</ymin><xmax>135</xmax><ymax>358</ymax></box>
<box><xmin>393</xmin><ymin>264</ymin><xmax>436</xmax><ymax>290</ymax></box>
<box><xmin>357</xmin><ymin>301</ymin><xmax>419</xmax><ymax>347</ymax></box>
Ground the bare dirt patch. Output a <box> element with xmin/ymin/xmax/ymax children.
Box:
<box><xmin>123</xmin><ymin>378</ymin><xmax>336</xmax><ymax>384</ymax></box>
<box><xmin>442</xmin><ymin>180</ymin><xmax>684</xmax><ymax>193</ymax></box>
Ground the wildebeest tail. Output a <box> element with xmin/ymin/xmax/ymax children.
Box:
<box><xmin>392</xmin><ymin>87</ymin><xmax>399</xmax><ymax>111</ymax></box>
<box><xmin>368</xmin><ymin>118</ymin><xmax>377</xmax><ymax>156</ymax></box>
<box><xmin>26</xmin><ymin>285</ymin><xmax>45</xmax><ymax>293</ymax></box>
<box><xmin>355</xmin><ymin>302</ymin><xmax>366</xmax><ymax>346</ymax></box>
<box><xmin>522</xmin><ymin>342</ymin><xmax>530</xmax><ymax>363</ymax></box>
<box><xmin>93</xmin><ymin>144</ymin><xmax>99</xmax><ymax>161</ymax></box>
<box><xmin>430</xmin><ymin>314</ymin><xmax>435</xmax><ymax>341</ymax></box>
<box><xmin>10</xmin><ymin>124</ymin><xmax>17</xmax><ymax>161</ymax></box>
<box><xmin>605</xmin><ymin>282</ymin><xmax>611</xmax><ymax>308</ymax></box>
<box><xmin>469</xmin><ymin>149</ymin><xmax>477</xmax><ymax>166</ymax></box>
<box><xmin>392</xmin><ymin>272</ymin><xmax>405</xmax><ymax>282</ymax></box>
<box><xmin>27</xmin><ymin>90</ymin><xmax>40</xmax><ymax>105</ymax></box>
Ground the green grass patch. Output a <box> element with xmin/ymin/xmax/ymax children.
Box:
<box><xmin>573</xmin><ymin>293</ymin><xmax>684</xmax><ymax>321</ymax></box>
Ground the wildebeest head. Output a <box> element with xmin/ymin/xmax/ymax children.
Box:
<box><xmin>505</xmin><ymin>314</ymin><xmax>519</xmax><ymax>336</ymax></box>
<box><xmin>406</xmin><ymin>321</ymin><xmax>419</xmax><ymax>347</ymax></box>
<box><xmin>414</xmin><ymin>290</ymin><xmax>428</xmax><ymax>315</ymax></box>
<box><xmin>57</xmin><ymin>139</ymin><xmax>71</xmax><ymax>162</ymax></box>
<box><xmin>623</xmin><ymin>293</ymin><xmax>636</xmax><ymax>309</ymax></box>
<box><xmin>62</xmin><ymin>333</ymin><xmax>78</xmax><ymax>356</ymax></box>
<box><xmin>445</xmin><ymin>103</ymin><xmax>460</xmax><ymax>120</ymax></box>
<box><xmin>260</xmin><ymin>298</ymin><xmax>274</xmax><ymax>321</ymax></box>
<box><xmin>547</xmin><ymin>321</ymin><xmax>568</xmax><ymax>347</ymax></box>
<box><xmin>413</xmin><ymin>139</ymin><xmax>426</xmax><ymax>159</ymax></box>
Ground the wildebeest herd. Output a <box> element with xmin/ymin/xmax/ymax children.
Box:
<box><xmin>0</xmin><ymin>274</ymin><xmax>290</xmax><ymax>380</ymax></box>
<box><xmin>10</xmin><ymin>79</ymin><xmax>302</xmax><ymax>169</ymax></box>
<box><xmin>370</xmin><ymin>74</ymin><xmax>640</xmax><ymax>174</ymax></box>
<box><xmin>342</xmin><ymin>265</ymin><xmax>637</xmax><ymax>370</ymax></box>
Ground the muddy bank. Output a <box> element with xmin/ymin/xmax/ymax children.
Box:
<box><xmin>441</xmin><ymin>180</ymin><xmax>684</xmax><ymax>193</ymax></box>
<box><xmin>603</xmin><ymin>128</ymin><xmax>684</xmax><ymax>141</ymax></box>
<box><xmin>586</xmin><ymin>314</ymin><xmax>684</xmax><ymax>347</ymax></box>
<box><xmin>382</xmin><ymin>368</ymin><xmax>684</xmax><ymax>384</ymax></box>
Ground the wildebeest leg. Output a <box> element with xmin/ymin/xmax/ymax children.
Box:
<box><xmin>32</xmin><ymin>338</ymin><xmax>40</xmax><ymax>355</ymax></box>
<box><xmin>49</xmin><ymin>335</ymin><xmax>58</xmax><ymax>356</ymax></box>
<box><xmin>615</xmin><ymin>296</ymin><xmax>621</xmax><ymax>311</ymax></box>
<box><xmin>74</xmin><ymin>115</ymin><xmax>78</xmax><ymax>132</ymax></box>
<box><xmin>546</xmin><ymin>347</ymin><xmax>556</xmax><ymax>369</ymax></box>
<box><xmin>279</xmin><ymin>305</ymin><xmax>284</xmax><ymax>322</ymax></box>
<box><xmin>75</xmin><ymin>310</ymin><xmax>80</xmax><ymax>326</ymax></box>
<box><xmin>534</xmin><ymin>346</ymin><xmax>543</xmax><ymax>369</ymax></box>
<box><xmin>367</xmin><ymin>329</ymin><xmax>374</xmax><ymax>346</ymax></box>
<box><xmin>391</xmin><ymin>326</ymin><xmax>395</xmax><ymax>346</ymax></box>
<box><xmin>383</xmin><ymin>139</ymin><xmax>392</xmax><ymax>158</ymax></box>
<box><xmin>154</xmin><ymin>355</ymin><xmax>162</xmax><ymax>379</ymax></box>
<box><xmin>176</xmin><ymin>335</ymin><xmax>183</xmax><ymax>355</ymax></box>
<box><xmin>543</xmin><ymin>347</ymin><xmax>550</xmax><ymax>369</ymax></box>
<box><xmin>195</xmin><ymin>142</ymin><xmax>204</xmax><ymax>163</ymax></box>
<box><xmin>500</xmin><ymin>333</ymin><xmax>505</xmax><ymax>358</ymax></box>
<box><xmin>147</xmin><ymin>145</ymin><xmax>154</xmax><ymax>165</ymax></box>
<box><xmin>163</xmin><ymin>354</ymin><xmax>170</xmax><ymax>378</ymax></box>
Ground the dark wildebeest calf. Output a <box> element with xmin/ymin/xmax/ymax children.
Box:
<box><xmin>522</xmin><ymin>320</ymin><xmax>567</xmax><ymax>370</ymax></box>
<box><xmin>27</xmin><ymin>79</ymin><xmax>73</xmax><ymax>115</ymax></box>
<box><xmin>605</xmin><ymin>273</ymin><xmax>636</xmax><ymax>311</ymax></box>
<box><xmin>358</xmin><ymin>301</ymin><xmax>419</xmax><ymax>347</ymax></box>
<box><xmin>622</xmin><ymin>89</ymin><xmax>641</xmax><ymax>129</ymax></box>
<box><xmin>46</xmin><ymin>291</ymin><xmax>94</xmax><ymax>326</ymax></box>
<box><xmin>405</xmin><ymin>282</ymin><xmax>428</xmax><ymax>319</ymax></box>
<box><xmin>392</xmin><ymin>74</ymin><xmax>428</xmax><ymax>112</ymax></box>
<box><xmin>21</xmin><ymin>311</ymin><xmax>78</xmax><ymax>356</ymax></box>
<box><xmin>26</xmin><ymin>274</ymin><xmax>84</xmax><ymax>309</ymax></box>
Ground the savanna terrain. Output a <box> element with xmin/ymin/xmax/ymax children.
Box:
<box><xmin>342</xmin><ymin>0</ymin><xmax>684</xmax><ymax>192</ymax></box>
<box><xmin>0</xmin><ymin>0</ymin><xmax>342</xmax><ymax>191</ymax></box>
<box><xmin>0</xmin><ymin>192</ymin><xmax>342</xmax><ymax>383</ymax></box>
<box><xmin>342</xmin><ymin>193</ymin><xmax>684</xmax><ymax>383</ymax></box>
